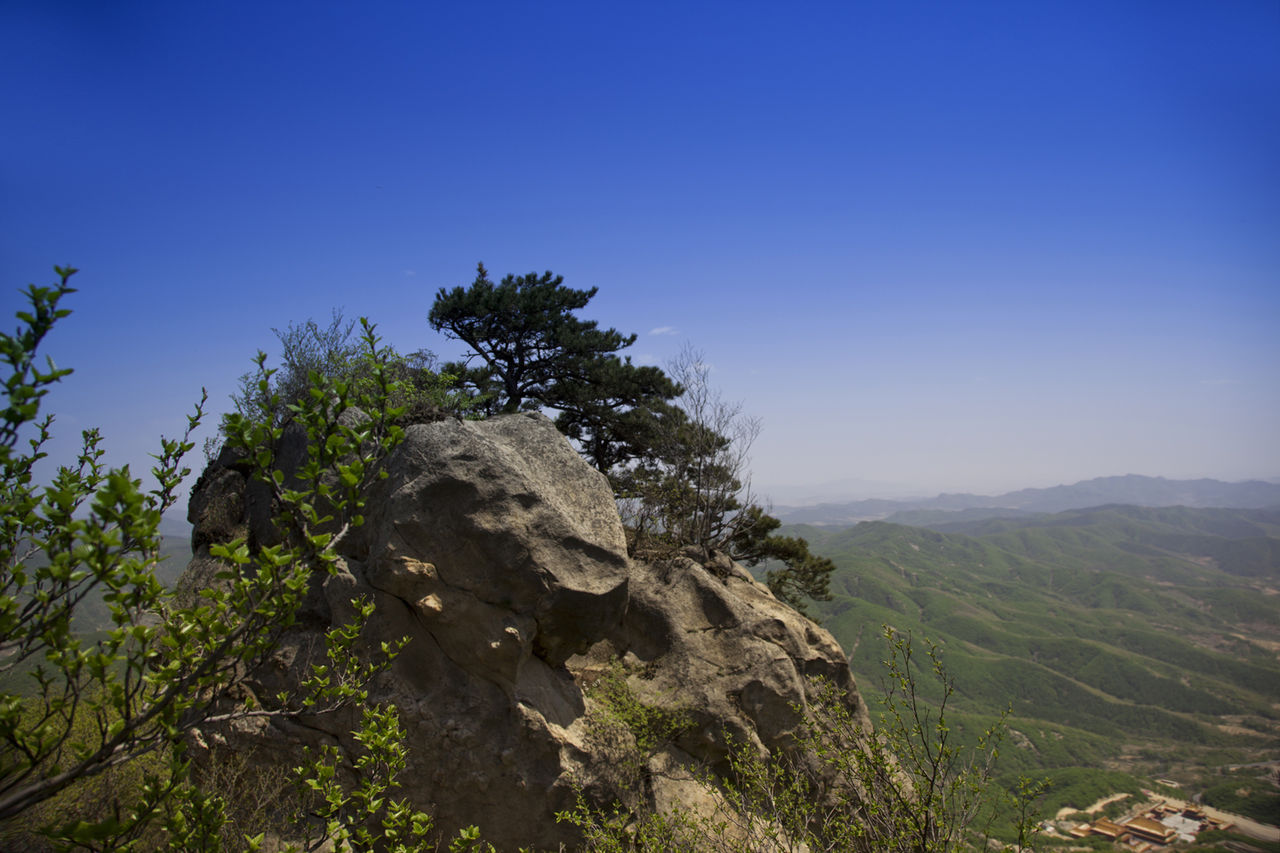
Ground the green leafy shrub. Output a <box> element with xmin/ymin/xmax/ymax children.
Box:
<box><xmin>228</xmin><ymin>309</ymin><xmax>471</xmax><ymax>435</ymax></box>
<box><xmin>0</xmin><ymin>267</ymin><xmax>439</xmax><ymax>850</ymax></box>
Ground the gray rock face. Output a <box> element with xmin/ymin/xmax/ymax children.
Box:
<box><xmin>183</xmin><ymin>412</ymin><xmax>867</xmax><ymax>849</ymax></box>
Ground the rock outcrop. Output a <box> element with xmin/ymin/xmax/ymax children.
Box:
<box><xmin>184</xmin><ymin>412</ymin><xmax>868</xmax><ymax>849</ymax></box>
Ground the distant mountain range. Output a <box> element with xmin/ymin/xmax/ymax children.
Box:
<box><xmin>775</xmin><ymin>475</ymin><xmax>1280</xmax><ymax>526</ymax></box>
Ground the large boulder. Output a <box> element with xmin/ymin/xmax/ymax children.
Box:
<box><xmin>183</xmin><ymin>412</ymin><xmax>868</xmax><ymax>849</ymax></box>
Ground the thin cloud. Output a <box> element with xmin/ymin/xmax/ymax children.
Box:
<box><xmin>648</xmin><ymin>326</ymin><xmax>679</xmax><ymax>336</ymax></box>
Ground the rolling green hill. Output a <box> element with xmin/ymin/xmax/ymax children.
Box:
<box><xmin>1</xmin><ymin>536</ymin><xmax>192</xmax><ymax>696</ymax></box>
<box><xmin>793</xmin><ymin>506</ymin><xmax>1280</xmax><ymax>790</ymax></box>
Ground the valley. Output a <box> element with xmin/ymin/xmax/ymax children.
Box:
<box><xmin>786</xmin><ymin>503</ymin><xmax>1280</xmax><ymax>847</ymax></box>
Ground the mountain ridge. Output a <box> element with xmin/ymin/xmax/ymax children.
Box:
<box><xmin>776</xmin><ymin>474</ymin><xmax>1280</xmax><ymax>526</ymax></box>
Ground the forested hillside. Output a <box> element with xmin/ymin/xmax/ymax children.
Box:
<box><xmin>795</xmin><ymin>506</ymin><xmax>1280</xmax><ymax>786</ymax></box>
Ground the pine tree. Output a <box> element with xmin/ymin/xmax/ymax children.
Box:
<box><xmin>551</xmin><ymin>355</ymin><xmax>682</xmax><ymax>475</ymax></box>
<box><xmin>428</xmin><ymin>264</ymin><xmax>636</xmax><ymax>414</ymax></box>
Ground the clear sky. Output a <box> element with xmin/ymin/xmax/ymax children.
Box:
<box><xmin>3</xmin><ymin>1</ymin><xmax>1278</xmax><ymax>507</ymax></box>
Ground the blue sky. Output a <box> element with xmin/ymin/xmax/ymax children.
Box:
<box><xmin>3</xmin><ymin>1</ymin><xmax>1278</xmax><ymax>506</ymax></box>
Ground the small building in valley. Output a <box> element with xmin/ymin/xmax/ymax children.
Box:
<box><xmin>1089</xmin><ymin>818</ymin><xmax>1131</xmax><ymax>842</ymax></box>
<box><xmin>1070</xmin><ymin>797</ymin><xmax>1235</xmax><ymax>848</ymax></box>
<box><xmin>1123</xmin><ymin>815</ymin><xmax>1178</xmax><ymax>845</ymax></box>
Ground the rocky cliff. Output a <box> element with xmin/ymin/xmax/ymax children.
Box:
<box><xmin>183</xmin><ymin>412</ymin><xmax>868</xmax><ymax>849</ymax></box>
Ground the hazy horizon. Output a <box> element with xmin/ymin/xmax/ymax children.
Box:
<box><xmin>753</xmin><ymin>471</ymin><xmax>1280</xmax><ymax>510</ymax></box>
<box><xmin>4</xmin><ymin>2</ymin><xmax>1277</xmax><ymax>507</ymax></box>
